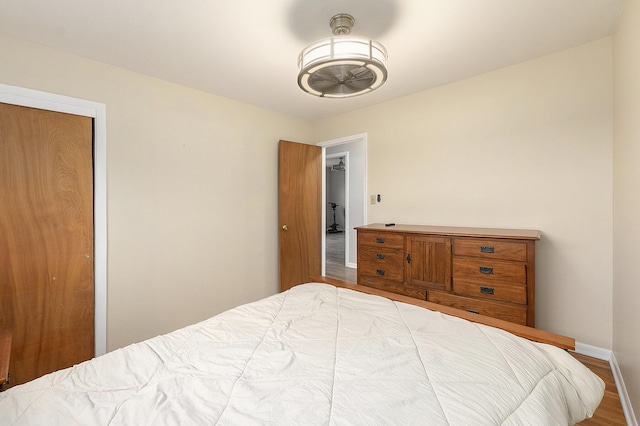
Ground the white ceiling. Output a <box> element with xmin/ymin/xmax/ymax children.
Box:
<box><xmin>0</xmin><ymin>0</ymin><xmax>624</xmax><ymax>121</ymax></box>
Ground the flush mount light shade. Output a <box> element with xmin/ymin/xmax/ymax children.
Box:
<box><xmin>297</xmin><ymin>14</ymin><xmax>388</xmax><ymax>98</ymax></box>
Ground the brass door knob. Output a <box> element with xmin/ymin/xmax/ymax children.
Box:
<box><xmin>282</xmin><ymin>225</ymin><xmax>289</xmax><ymax>231</ymax></box>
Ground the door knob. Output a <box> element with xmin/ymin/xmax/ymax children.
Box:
<box><xmin>282</xmin><ymin>225</ymin><xmax>289</xmax><ymax>231</ymax></box>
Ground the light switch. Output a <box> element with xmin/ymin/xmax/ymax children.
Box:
<box><xmin>370</xmin><ymin>195</ymin><xmax>377</xmax><ymax>204</ymax></box>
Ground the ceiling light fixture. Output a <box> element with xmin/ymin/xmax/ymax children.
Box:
<box><xmin>297</xmin><ymin>14</ymin><xmax>388</xmax><ymax>98</ymax></box>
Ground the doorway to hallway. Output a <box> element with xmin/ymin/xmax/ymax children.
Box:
<box><xmin>318</xmin><ymin>134</ymin><xmax>367</xmax><ymax>283</ymax></box>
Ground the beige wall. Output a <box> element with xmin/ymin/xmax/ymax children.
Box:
<box><xmin>613</xmin><ymin>0</ymin><xmax>640</xmax><ymax>413</ymax></box>
<box><xmin>313</xmin><ymin>39</ymin><xmax>614</xmax><ymax>348</ymax></box>
<box><xmin>0</xmin><ymin>34</ymin><xmax>313</xmax><ymax>350</ymax></box>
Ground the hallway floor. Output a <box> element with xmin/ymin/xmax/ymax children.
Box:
<box><xmin>325</xmin><ymin>232</ymin><xmax>356</xmax><ymax>283</ymax></box>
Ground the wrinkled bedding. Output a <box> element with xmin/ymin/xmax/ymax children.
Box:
<box><xmin>0</xmin><ymin>283</ymin><xmax>604</xmax><ymax>425</ymax></box>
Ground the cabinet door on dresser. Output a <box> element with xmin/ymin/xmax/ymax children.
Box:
<box><xmin>406</xmin><ymin>236</ymin><xmax>451</xmax><ymax>292</ymax></box>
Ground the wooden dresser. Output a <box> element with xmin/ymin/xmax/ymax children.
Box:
<box><xmin>356</xmin><ymin>224</ymin><xmax>541</xmax><ymax>327</ymax></box>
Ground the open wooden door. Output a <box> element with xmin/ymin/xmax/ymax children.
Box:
<box><xmin>278</xmin><ymin>140</ymin><xmax>322</xmax><ymax>292</ymax></box>
<box><xmin>0</xmin><ymin>103</ymin><xmax>94</xmax><ymax>387</ymax></box>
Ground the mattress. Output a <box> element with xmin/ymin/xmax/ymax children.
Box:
<box><xmin>0</xmin><ymin>283</ymin><xmax>604</xmax><ymax>425</ymax></box>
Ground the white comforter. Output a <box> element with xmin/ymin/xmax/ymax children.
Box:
<box><xmin>0</xmin><ymin>283</ymin><xmax>604</xmax><ymax>425</ymax></box>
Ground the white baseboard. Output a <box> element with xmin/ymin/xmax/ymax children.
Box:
<box><xmin>575</xmin><ymin>341</ymin><xmax>637</xmax><ymax>426</ymax></box>
<box><xmin>574</xmin><ymin>341</ymin><xmax>612</xmax><ymax>360</ymax></box>
<box><xmin>610</xmin><ymin>351</ymin><xmax>638</xmax><ymax>426</ymax></box>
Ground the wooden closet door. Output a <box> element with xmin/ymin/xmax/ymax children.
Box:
<box><xmin>0</xmin><ymin>103</ymin><xmax>94</xmax><ymax>387</ymax></box>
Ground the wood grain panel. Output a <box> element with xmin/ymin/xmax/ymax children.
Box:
<box><xmin>358</xmin><ymin>276</ymin><xmax>427</xmax><ymax>300</ymax></box>
<box><xmin>453</xmin><ymin>238</ymin><xmax>527</xmax><ymax>261</ymax></box>
<box><xmin>278</xmin><ymin>141</ymin><xmax>321</xmax><ymax>292</ymax></box>
<box><xmin>0</xmin><ymin>329</ymin><xmax>11</xmax><ymax>386</ymax></box>
<box><xmin>453</xmin><ymin>278</ymin><xmax>527</xmax><ymax>304</ymax></box>
<box><xmin>358</xmin><ymin>246</ymin><xmax>405</xmax><ymax>267</ymax></box>
<box><xmin>407</xmin><ymin>235</ymin><xmax>451</xmax><ymax>291</ymax></box>
<box><xmin>357</xmin><ymin>231</ymin><xmax>405</xmax><ymax>249</ymax></box>
<box><xmin>428</xmin><ymin>290</ymin><xmax>527</xmax><ymax>325</ymax></box>
<box><xmin>356</xmin><ymin>223</ymin><xmax>541</xmax><ymax>240</ymax></box>
<box><xmin>0</xmin><ymin>103</ymin><xmax>94</xmax><ymax>387</ymax></box>
<box><xmin>358</xmin><ymin>260</ymin><xmax>405</xmax><ymax>282</ymax></box>
<box><xmin>453</xmin><ymin>257</ymin><xmax>526</xmax><ymax>284</ymax></box>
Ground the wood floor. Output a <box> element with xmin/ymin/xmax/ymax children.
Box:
<box><xmin>573</xmin><ymin>353</ymin><xmax>627</xmax><ymax>425</ymax></box>
<box><xmin>324</xmin><ymin>245</ymin><xmax>627</xmax><ymax>425</ymax></box>
<box><xmin>325</xmin><ymin>232</ymin><xmax>356</xmax><ymax>282</ymax></box>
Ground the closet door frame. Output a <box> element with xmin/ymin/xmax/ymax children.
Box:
<box><xmin>0</xmin><ymin>83</ymin><xmax>107</xmax><ymax>357</ymax></box>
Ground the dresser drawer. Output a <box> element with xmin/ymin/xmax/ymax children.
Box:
<box><xmin>358</xmin><ymin>232</ymin><xmax>405</xmax><ymax>249</ymax></box>
<box><xmin>360</xmin><ymin>276</ymin><xmax>427</xmax><ymax>300</ymax></box>
<box><xmin>359</xmin><ymin>260</ymin><xmax>405</xmax><ymax>282</ymax></box>
<box><xmin>453</xmin><ymin>278</ymin><xmax>526</xmax><ymax>304</ymax></box>
<box><xmin>428</xmin><ymin>290</ymin><xmax>527</xmax><ymax>325</ymax></box>
<box><xmin>359</xmin><ymin>246</ymin><xmax>405</xmax><ymax>267</ymax></box>
<box><xmin>452</xmin><ymin>258</ymin><xmax>526</xmax><ymax>285</ymax></box>
<box><xmin>453</xmin><ymin>238</ymin><xmax>527</xmax><ymax>262</ymax></box>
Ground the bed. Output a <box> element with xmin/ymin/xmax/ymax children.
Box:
<box><xmin>0</xmin><ymin>282</ymin><xmax>604</xmax><ymax>425</ymax></box>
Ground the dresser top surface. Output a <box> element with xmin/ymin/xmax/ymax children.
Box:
<box><xmin>356</xmin><ymin>223</ymin><xmax>541</xmax><ymax>240</ymax></box>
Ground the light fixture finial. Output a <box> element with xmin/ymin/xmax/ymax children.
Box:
<box><xmin>329</xmin><ymin>14</ymin><xmax>354</xmax><ymax>35</ymax></box>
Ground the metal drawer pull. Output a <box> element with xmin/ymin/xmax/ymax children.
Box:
<box><xmin>466</xmin><ymin>309</ymin><xmax>480</xmax><ymax>315</ymax></box>
<box><xmin>480</xmin><ymin>246</ymin><xmax>495</xmax><ymax>253</ymax></box>
<box><xmin>376</xmin><ymin>253</ymin><xmax>385</xmax><ymax>260</ymax></box>
<box><xmin>480</xmin><ymin>286</ymin><xmax>495</xmax><ymax>295</ymax></box>
<box><xmin>376</xmin><ymin>269</ymin><xmax>385</xmax><ymax>276</ymax></box>
<box><xmin>375</xmin><ymin>237</ymin><xmax>385</xmax><ymax>244</ymax></box>
<box><xmin>479</xmin><ymin>266</ymin><xmax>494</xmax><ymax>274</ymax></box>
